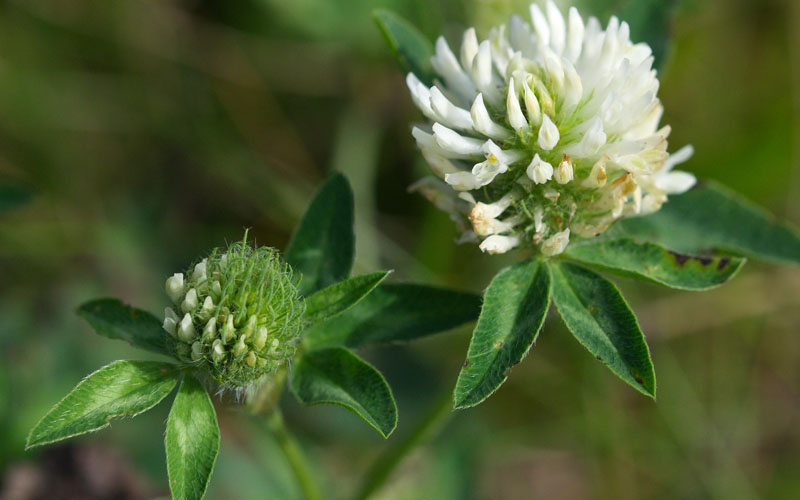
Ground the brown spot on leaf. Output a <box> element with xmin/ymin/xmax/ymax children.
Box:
<box><xmin>463</xmin><ymin>360</ymin><xmax>470</xmax><ymax>368</ymax></box>
<box><xmin>717</xmin><ymin>257</ymin><xmax>731</xmax><ymax>270</ymax></box>
<box><xmin>668</xmin><ymin>250</ymin><xmax>691</xmax><ymax>266</ymax></box>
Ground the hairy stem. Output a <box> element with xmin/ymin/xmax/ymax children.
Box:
<box><xmin>354</xmin><ymin>390</ymin><xmax>453</xmax><ymax>500</ymax></box>
<box><xmin>267</xmin><ymin>409</ymin><xmax>321</xmax><ymax>500</ymax></box>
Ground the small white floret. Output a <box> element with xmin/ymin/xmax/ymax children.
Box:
<box><xmin>165</xmin><ymin>273</ymin><xmax>184</xmax><ymax>304</ymax></box>
<box><xmin>541</xmin><ymin>229</ymin><xmax>570</xmax><ymax>256</ymax></box>
<box><xmin>526</xmin><ymin>154</ymin><xmax>554</xmax><ymax>184</ymax></box>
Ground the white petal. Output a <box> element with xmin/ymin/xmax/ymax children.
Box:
<box><xmin>537</xmin><ymin>114</ymin><xmax>560</xmax><ymax>151</ymax></box>
<box><xmin>541</xmin><ymin>229</ymin><xmax>570</xmax><ymax>256</ymax></box>
<box><xmin>555</xmin><ymin>157</ymin><xmax>574</xmax><ymax>184</ymax></box>
<box><xmin>421</xmin><ymin>148</ymin><xmax>460</xmax><ymax>178</ymax></box>
<box><xmin>430</xmin><ymin>86</ymin><xmax>473</xmax><ymax>130</ymax></box>
<box><xmin>460</xmin><ymin>28</ymin><xmax>479</xmax><ymax>70</ymax></box>
<box><xmin>165</xmin><ymin>273</ymin><xmax>184</xmax><ymax>304</ymax></box>
<box><xmin>405</xmin><ymin>73</ymin><xmax>435</xmax><ymax>119</ymax></box>
<box><xmin>506</xmin><ymin>78</ymin><xmax>528</xmax><ymax>132</ymax></box>
<box><xmin>657</xmin><ymin>171</ymin><xmax>696</xmax><ymax>194</ymax></box>
<box><xmin>663</xmin><ymin>145</ymin><xmax>695</xmax><ymax>172</ymax></box>
<box><xmin>433</xmin><ymin>123</ymin><xmax>484</xmax><ymax>156</ymax></box>
<box><xmin>479</xmin><ymin>234</ymin><xmax>520</xmax><ymax>254</ymax></box>
<box><xmin>482</xmin><ymin>140</ymin><xmax>524</xmax><ymax>165</ymax></box>
<box><xmin>444</xmin><ymin>171</ymin><xmax>482</xmax><ymax>191</ymax></box>
<box><xmin>526</xmin><ymin>154</ymin><xmax>554</xmax><ymax>184</ymax></box>
<box><xmin>565</xmin><ymin>7</ymin><xmax>584</xmax><ymax>62</ymax></box>
<box><xmin>431</xmin><ymin>36</ymin><xmax>476</xmax><ymax>102</ymax></box>
<box><xmin>530</xmin><ymin>4</ymin><xmax>550</xmax><ymax>46</ymax></box>
<box><xmin>572</xmin><ymin>117</ymin><xmax>606</xmax><ymax>156</ymax></box>
<box><xmin>522</xmin><ymin>79</ymin><xmax>542</xmax><ymax>126</ymax></box>
<box><xmin>546</xmin><ymin>1</ymin><xmax>566</xmax><ymax>54</ymax></box>
<box><xmin>471</xmin><ymin>94</ymin><xmax>512</xmax><ymax>140</ymax></box>
<box><xmin>561</xmin><ymin>58</ymin><xmax>583</xmax><ymax>113</ymax></box>
<box><xmin>472</xmin><ymin>41</ymin><xmax>501</xmax><ymax>106</ymax></box>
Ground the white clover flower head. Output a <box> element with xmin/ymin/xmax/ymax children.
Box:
<box><xmin>406</xmin><ymin>1</ymin><xmax>696</xmax><ymax>256</ymax></box>
<box><xmin>163</xmin><ymin>240</ymin><xmax>305</xmax><ymax>389</ymax></box>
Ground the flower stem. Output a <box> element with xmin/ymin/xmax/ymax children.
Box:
<box><xmin>353</xmin><ymin>390</ymin><xmax>453</xmax><ymax>500</ymax></box>
<box><xmin>267</xmin><ymin>408</ymin><xmax>321</xmax><ymax>500</ymax></box>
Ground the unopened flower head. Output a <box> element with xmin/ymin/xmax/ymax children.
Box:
<box><xmin>406</xmin><ymin>1</ymin><xmax>696</xmax><ymax>256</ymax></box>
<box><xmin>163</xmin><ymin>237</ymin><xmax>305</xmax><ymax>388</ymax></box>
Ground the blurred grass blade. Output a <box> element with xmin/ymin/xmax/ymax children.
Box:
<box><xmin>285</xmin><ymin>173</ymin><xmax>355</xmax><ymax>296</ymax></box>
<box><xmin>453</xmin><ymin>259</ymin><xmax>551</xmax><ymax>410</ymax></box>
<box><xmin>26</xmin><ymin>361</ymin><xmax>179</xmax><ymax>448</ymax></box>
<box><xmin>551</xmin><ymin>262</ymin><xmax>656</xmax><ymax>398</ymax></box>
<box><xmin>304</xmin><ymin>271</ymin><xmax>391</xmax><ymax>325</ymax></box>
<box><xmin>564</xmin><ymin>238</ymin><xmax>745</xmax><ymax>290</ymax></box>
<box><xmin>77</xmin><ymin>298</ymin><xmax>169</xmax><ymax>356</ymax></box>
<box><xmin>290</xmin><ymin>347</ymin><xmax>397</xmax><ymax>438</ymax></box>
<box><xmin>0</xmin><ymin>182</ymin><xmax>34</xmax><ymax>213</ymax></box>
<box><xmin>304</xmin><ymin>283</ymin><xmax>482</xmax><ymax>349</ymax></box>
<box><xmin>620</xmin><ymin>0</ymin><xmax>677</xmax><ymax>69</ymax></box>
<box><xmin>165</xmin><ymin>376</ymin><xmax>220</xmax><ymax>500</ymax></box>
<box><xmin>617</xmin><ymin>180</ymin><xmax>800</xmax><ymax>265</ymax></box>
<box><xmin>373</xmin><ymin>9</ymin><xmax>435</xmax><ymax>85</ymax></box>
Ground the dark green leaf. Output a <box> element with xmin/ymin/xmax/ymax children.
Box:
<box><xmin>304</xmin><ymin>271</ymin><xmax>391</xmax><ymax>324</ymax></box>
<box><xmin>565</xmin><ymin>238</ymin><xmax>745</xmax><ymax>290</ymax></box>
<box><xmin>550</xmin><ymin>262</ymin><xmax>655</xmax><ymax>397</ymax></box>
<box><xmin>453</xmin><ymin>259</ymin><xmax>552</xmax><ymax>410</ymax></box>
<box><xmin>0</xmin><ymin>182</ymin><xmax>34</xmax><ymax>212</ymax></box>
<box><xmin>77</xmin><ymin>298</ymin><xmax>169</xmax><ymax>355</ymax></box>
<box><xmin>26</xmin><ymin>361</ymin><xmax>179</xmax><ymax>448</ymax></box>
<box><xmin>618</xmin><ymin>181</ymin><xmax>800</xmax><ymax>265</ymax></box>
<box><xmin>304</xmin><ymin>283</ymin><xmax>482</xmax><ymax>349</ymax></box>
<box><xmin>290</xmin><ymin>347</ymin><xmax>397</xmax><ymax>438</ymax></box>
<box><xmin>165</xmin><ymin>376</ymin><xmax>220</xmax><ymax>500</ymax></box>
<box><xmin>285</xmin><ymin>173</ymin><xmax>355</xmax><ymax>296</ymax></box>
<box><xmin>372</xmin><ymin>9</ymin><xmax>435</xmax><ymax>85</ymax></box>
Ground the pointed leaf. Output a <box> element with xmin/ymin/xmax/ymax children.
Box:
<box><xmin>77</xmin><ymin>298</ymin><xmax>169</xmax><ymax>355</ymax></box>
<box><xmin>551</xmin><ymin>262</ymin><xmax>655</xmax><ymax>397</ymax></box>
<box><xmin>26</xmin><ymin>361</ymin><xmax>179</xmax><ymax>448</ymax></box>
<box><xmin>372</xmin><ymin>9</ymin><xmax>435</xmax><ymax>85</ymax></box>
<box><xmin>304</xmin><ymin>283</ymin><xmax>482</xmax><ymax>349</ymax></box>
<box><xmin>618</xmin><ymin>181</ymin><xmax>800</xmax><ymax>265</ymax></box>
<box><xmin>285</xmin><ymin>173</ymin><xmax>355</xmax><ymax>296</ymax></box>
<box><xmin>453</xmin><ymin>259</ymin><xmax>552</xmax><ymax>410</ymax></box>
<box><xmin>290</xmin><ymin>347</ymin><xmax>397</xmax><ymax>438</ymax></box>
<box><xmin>304</xmin><ymin>271</ymin><xmax>391</xmax><ymax>325</ymax></box>
<box><xmin>165</xmin><ymin>376</ymin><xmax>220</xmax><ymax>500</ymax></box>
<box><xmin>565</xmin><ymin>238</ymin><xmax>745</xmax><ymax>290</ymax></box>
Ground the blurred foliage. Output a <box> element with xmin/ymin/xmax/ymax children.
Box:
<box><xmin>1</xmin><ymin>0</ymin><xmax>799</xmax><ymax>499</ymax></box>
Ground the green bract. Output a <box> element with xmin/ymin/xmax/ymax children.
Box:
<box><xmin>163</xmin><ymin>239</ymin><xmax>305</xmax><ymax>388</ymax></box>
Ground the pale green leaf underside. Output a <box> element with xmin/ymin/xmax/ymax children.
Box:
<box><xmin>304</xmin><ymin>283</ymin><xmax>482</xmax><ymax>349</ymax></box>
<box><xmin>165</xmin><ymin>376</ymin><xmax>220</xmax><ymax>500</ymax></box>
<box><xmin>304</xmin><ymin>271</ymin><xmax>391</xmax><ymax>325</ymax></box>
<box><xmin>290</xmin><ymin>347</ymin><xmax>397</xmax><ymax>438</ymax></box>
<box><xmin>285</xmin><ymin>173</ymin><xmax>355</xmax><ymax>296</ymax></box>
<box><xmin>26</xmin><ymin>360</ymin><xmax>179</xmax><ymax>448</ymax></box>
<box><xmin>551</xmin><ymin>262</ymin><xmax>656</xmax><ymax>398</ymax></box>
<box><xmin>454</xmin><ymin>259</ymin><xmax>552</xmax><ymax>409</ymax></box>
<box><xmin>372</xmin><ymin>9</ymin><xmax>435</xmax><ymax>85</ymax></box>
<box><xmin>565</xmin><ymin>238</ymin><xmax>745</xmax><ymax>291</ymax></box>
<box><xmin>77</xmin><ymin>298</ymin><xmax>169</xmax><ymax>355</ymax></box>
<box><xmin>618</xmin><ymin>181</ymin><xmax>800</xmax><ymax>265</ymax></box>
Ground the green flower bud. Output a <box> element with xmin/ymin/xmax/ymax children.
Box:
<box><xmin>163</xmin><ymin>237</ymin><xmax>305</xmax><ymax>388</ymax></box>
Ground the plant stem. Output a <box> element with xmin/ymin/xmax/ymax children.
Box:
<box><xmin>267</xmin><ymin>408</ymin><xmax>322</xmax><ymax>500</ymax></box>
<box><xmin>353</xmin><ymin>389</ymin><xmax>453</xmax><ymax>500</ymax></box>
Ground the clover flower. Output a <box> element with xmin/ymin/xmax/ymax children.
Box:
<box><xmin>163</xmin><ymin>240</ymin><xmax>305</xmax><ymax>388</ymax></box>
<box><xmin>407</xmin><ymin>1</ymin><xmax>696</xmax><ymax>256</ymax></box>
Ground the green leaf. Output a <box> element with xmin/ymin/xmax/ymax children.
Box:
<box><xmin>304</xmin><ymin>283</ymin><xmax>482</xmax><ymax>349</ymax></box>
<box><xmin>550</xmin><ymin>262</ymin><xmax>655</xmax><ymax>398</ymax></box>
<box><xmin>453</xmin><ymin>259</ymin><xmax>552</xmax><ymax>410</ymax></box>
<box><xmin>77</xmin><ymin>298</ymin><xmax>169</xmax><ymax>355</ymax></box>
<box><xmin>564</xmin><ymin>238</ymin><xmax>745</xmax><ymax>291</ymax></box>
<box><xmin>26</xmin><ymin>361</ymin><xmax>179</xmax><ymax>448</ymax></box>
<box><xmin>372</xmin><ymin>9</ymin><xmax>435</xmax><ymax>85</ymax></box>
<box><xmin>304</xmin><ymin>271</ymin><xmax>391</xmax><ymax>325</ymax></box>
<box><xmin>165</xmin><ymin>376</ymin><xmax>220</xmax><ymax>500</ymax></box>
<box><xmin>617</xmin><ymin>181</ymin><xmax>800</xmax><ymax>265</ymax></box>
<box><xmin>290</xmin><ymin>347</ymin><xmax>397</xmax><ymax>438</ymax></box>
<box><xmin>285</xmin><ymin>173</ymin><xmax>355</xmax><ymax>296</ymax></box>
<box><xmin>0</xmin><ymin>182</ymin><xmax>34</xmax><ymax>213</ymax></box>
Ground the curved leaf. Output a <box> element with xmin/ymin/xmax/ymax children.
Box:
<box><xmin>618</xmin><ymin>181</ymin><xmax>800</xmax><ymax>265</ymax></box>
<box><xmin>304</xmin><ymin>271</ymin><xmax>391</xmax><ymax>325</ymax></box>
<box><xmin>551</xmin><ymin>262</ymin><xmax>655</xmax><ymax>398</ymax></box>
<box><xmin>77</xmin><ymin>298</ymin><xmax>169</xmax><ymax>355</ymax></box>
<box><xmin>290</xmin><ymin>347</ymin><xmax>397</xmax><ymax>438</ymax></box>
<box><xmin>304</xmin><ymin>283</ymin><xmax>482</xmax><ymax>349</ymax></box>
<box><xmin>454</xmin><ymin>259</ymin><xmax>552</xmax><ymax>410</ymax></box>
<box><xmin>565</xmin><ymin>238</ymin><xmax>745</xmax><ymax>290</ymax></box>
<box><xmin>372</xmin><ymin>9</ymin><xmax>435</xmax><ymax>85</ymax></box>
<box><xmin>165</xmin><ymin>376</ymin><xmax>220</xmax><ymax>500</ymax></box>
<box><xmin>26</xmin><ymin>361</ymin><xmax>179</xmax><ymax>448</ymax></box>
<box><xmin>286</xmin><ymin>173</ymin><xmax>355</xmax><ymax>296</ymax></box>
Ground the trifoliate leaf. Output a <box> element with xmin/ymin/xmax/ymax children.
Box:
<box><xmin>77</xmin><ymin>299</ymin><xmax>169</xmax><ymax>356</ymax></box>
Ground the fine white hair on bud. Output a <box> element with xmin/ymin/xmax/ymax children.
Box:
<box><xmin>162</xmin><ymin>236</ymin><xmax>305</xmax><ymax>389</ymax></box>
<box><xmin>405</xmin><ymin>1</ymin><xmax>695</xmax><ymax>256</ymax></box>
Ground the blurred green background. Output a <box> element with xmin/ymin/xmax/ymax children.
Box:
<box><xmin>1</xmin><ymin>0</ymin><xmax>799</xmax><ymax>498</ymax></box>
